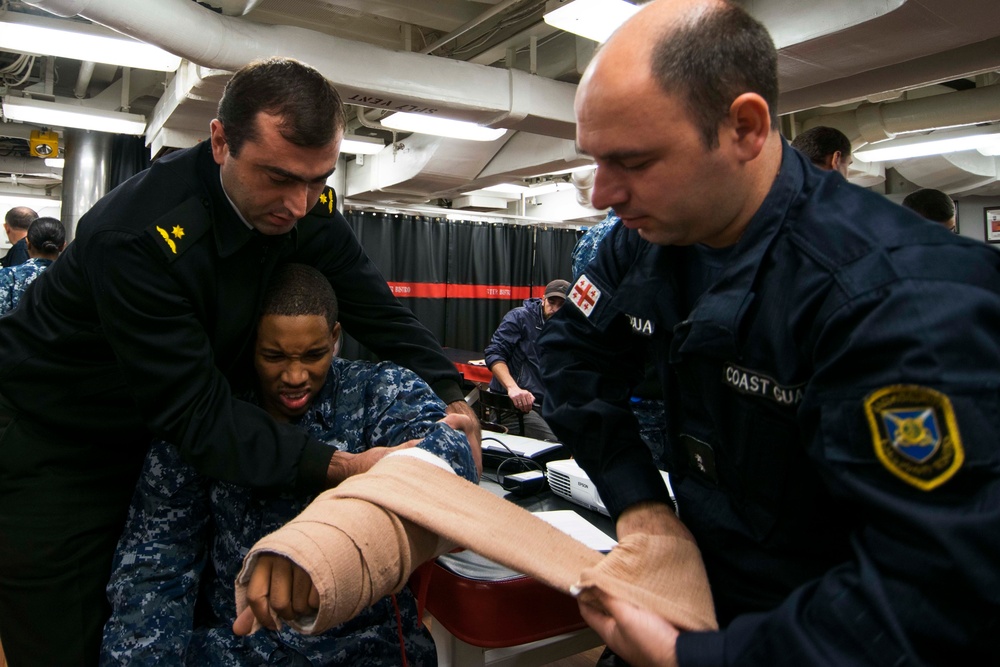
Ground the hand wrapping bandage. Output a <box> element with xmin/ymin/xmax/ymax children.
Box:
<box><xmin>235</xmin><ymin>453</ymin><xmax>717</xmax><ymax>634</ymax></box>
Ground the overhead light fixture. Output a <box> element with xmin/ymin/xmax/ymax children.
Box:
<box><xmin>853</xmin><ymin>125</ymin><xmax>1000</xmax><ymax>162</ymax></box>
<box><xmin>340</xmin><ymin>135</ymin><xmax>385</xmax><ymax>155</ymax></box>
<box><xmin>0</xmin><ymin>11</ymin><xmax>181</xmax><ymax>72</ymax></box>
<box><xmin>380</xmin><ymin>112</ymin><xmax>507</xmax><ymax>142</ymax></box>
<box><xmin>2</xmin><ymin>96</ymin><xmax>147</xmax><ymax>135</ymax></box>
<box><xmin>543</xmin><ymin>0</ymin><xmax>640</xmax><ymax>43</ymax></box>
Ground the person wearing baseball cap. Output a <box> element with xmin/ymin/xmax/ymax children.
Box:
<box><xmin>544</xmin><ymin>278</ymin><xmax>570</xmax><ymax>300</ymax></box>
<box><xmin>483</xmin><ymin>278</ymin><xmax>568</xmax><ymax>441</ymax></box>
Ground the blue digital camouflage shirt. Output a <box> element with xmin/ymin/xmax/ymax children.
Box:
<box><xmin>102</xmin><ymin>357</ymin><xmax>477</xmax><ymax>666</ymax></box>
<box><xmin>571</xmin><ymin>211</ymin><xmax>618</xmax><ymax>280</ymax></box>
<box><xmin>0</xmin><ymin>257</ymin><xmax>53</xmax><ymax>315</ymax></box>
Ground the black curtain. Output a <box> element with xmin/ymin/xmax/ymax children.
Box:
<box><xmin>109</xmin><ymin>135</ymin><xmax>151</xmax><ymax>189</ymax></box>
<box><xmin>343</xmin><ymin>211</ymin><xmax>449</xmax><ymax>361</ymax></box>
<box><xmin>445</xmin><ymin>220</ymin><xmax>534</xmax><ymax>353</ymax></box>
<box><xmin>533</xmin><ymin>226</ymin><xmax>581</xmax><ymax>287</ymax></box>
<box><xmin>342</xmin><ymin>210</ymin><xmax>575</xmax><ymax>360</ymax></box>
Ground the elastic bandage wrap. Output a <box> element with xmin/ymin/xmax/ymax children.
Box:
<box><xmin>236</xmin><ymin>454</ymin><xmax>717</xmax><ymax>634</ymax></box>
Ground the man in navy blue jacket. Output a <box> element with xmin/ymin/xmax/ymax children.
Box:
<box><xmin>539</xmin><ymin>1</ymin><xmax>1000</xmax><ymax>665</ymax></box>
<box><xmin>484</xmin><ymin>278</ymin><xmax>569</xmax><ymax>440</ymax></box>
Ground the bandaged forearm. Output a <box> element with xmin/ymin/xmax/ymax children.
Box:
<box><xmin>236</xmin><ymin>452</ymin><xmax>717</xmax><ymax>634</ymax></box>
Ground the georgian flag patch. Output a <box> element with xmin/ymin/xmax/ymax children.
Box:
<box><xmin>570</xmin><ymin>274</ymin><xmax>601</xmax><ymax>317</ymax></box>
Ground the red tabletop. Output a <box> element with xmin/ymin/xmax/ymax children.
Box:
<box><xmin>443</xmin><ymin>348</ymin><xmax>493</xmax><ymax>384</ymax></box>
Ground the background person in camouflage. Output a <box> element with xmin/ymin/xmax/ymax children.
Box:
<box><xmin>101</xmin><ymin>264</ymin><xmax>478</xmax><ymax>666</ymax></box>
<box><xmin>571</xmin><ymin>210</ymin><xmax>619</xmax><ymax>281</ymax></box>
<box><xmin>0</xmin><ymin>216</ymin><xmax>65</xmax><ymax>315</ymax></box>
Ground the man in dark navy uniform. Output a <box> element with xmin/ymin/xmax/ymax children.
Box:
<box><xmin>789</xmin><ymin>126</ymin><xmax>853</xmax><ymax>178</ymax></box>
<box><xmin>0</xmin><ymin>58</ymin><xmax>477</xmax><ymax>666</ymax></box>
<box><xmin>539</xmin><ymin>1</ymin><xmax>1000</xmax><ymax>665</ymax></box>
<box><xmin>1</xmin><ymin>205</ymin><xmax>37</xmax><ymax>268</ymax></box>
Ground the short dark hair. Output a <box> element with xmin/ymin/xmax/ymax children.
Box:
<box><xmin>217</xmin><ymin>57</ymin><xmax>346</xmax><ymax>156</ymax></box>
<box><xmin>902</xmin><ymin>189</ymin><xmax>955</xmax><ymax>224</ymax></box>
<box><xmin>5</xmin><ymin>206</ymin><xmax>38</xmax><ymax>231</ymax></box>
<box><xmin>791</xmin><ymin>126</ymin><xmax>852</xmax><ymax>165</ymax></box>
<box><xmin>262</xmin><ymin>263</ymin><xmax>339</xmax><ymax>332</ymax></box>
<box><xmin>650</xmin><ymin>1</ymin><xmax>779</xmax><ymax>149</ymax></box>
<box><xmin>26</xmin><ymin>217</ymin><xmax>65</xmax><ymax>254</ymax></box>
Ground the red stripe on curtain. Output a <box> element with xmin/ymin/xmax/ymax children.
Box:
<box><xmin>388</xmin><ymin>282</ymin><xmax>541</xmax><ymax>300</ymax></box>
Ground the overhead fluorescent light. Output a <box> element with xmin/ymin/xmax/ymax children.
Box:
<box><xmin>461</xmin><ymin>183</ymin><xmax>530</xmax><ymax>199</ymax></box>
<box><xmin>853</xmin><ymin>125</ymin><xmax>1000</xmax><ymax>162</ymax></box>
<box><xmin>543</xmin><ymin>0</ymin><xmax>640</xmax><ymax>43</ymax></box>
<box><xmin>0</xmin><ymin>12</ymin><xmax>181</xmax><ymax>72</ymax></box>
<box><xmin>2</xmin><ymin>96</ymin><xmax>147</xmax><ymax>135</ymax></box>
<box><xmin>340</xmin><ymin>135</ymin><xmax>385</xmax><ymax>155</ymax></box>
<box><xmin>380</xmin><ymin>112</ymin><xmax>507</xmax><ymax>142</ymax></box>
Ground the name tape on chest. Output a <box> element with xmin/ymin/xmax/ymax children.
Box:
<box><xmin>864</xmin><ymin>384</ymin><xmax>964</xmax><ymax>491</ymax></box>
<box><xmin>723</xmin><ymin>363</ymin><xmax>804</xmax><ymax>407</ymax></box>
<box><xmin>627</xmin><ymin>314</ymin><xmax>654</xmax><ymax>336</ymax></box>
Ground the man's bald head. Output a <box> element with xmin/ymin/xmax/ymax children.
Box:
<box><xmin>584</xmin><ymin>0</ymin><xmax>779</xmax><ymax>149</ymax></box>
<box><xmin>574</xmin><ymin>0</ymin><xmax>783</xmax><ymax>249</ymax></box>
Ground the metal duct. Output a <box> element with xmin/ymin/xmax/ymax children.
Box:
<box><xmin>344</xmin><ymin>125</ymin><xmax>596</xmax><ymax>202</ymax></box>
<box><xmin>802</xmin><ymin>83</ymin><xmax>1000</xmax><ymax>145</ymax></box>
<box><xmin>0</xmin><ymin>156</ymin><xmax>62</xmax><ymax>179</ymax></box>
<box><xmin>24</xmin><ymin>0</ymin><xmax>578</xmax><ymax>139</ymax></box>
<box><xmin>571</xmin><ymin>167</ymin><xmax>595</xmax><ymax>208</ymax></box>
<box><xmin>893</xmin><ymin>151</ymin><xmax>1000</xmax><ymax>196</ymax></box>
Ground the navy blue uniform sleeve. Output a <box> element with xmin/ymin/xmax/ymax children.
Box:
<box><xmin>101</xmin><ymin>441</ymin><xmax>210</xmax><ymax>665</ymax></box>
<box><xmin>539</xmin><ymin>228</ymin><xmax>672</xmax><ymax>518</ymax></box>
<box><xmin>292</xmin><ymin>212</ymin><xmax>465</xmax><ymax>405</ymax></box>
<box><xmin>679</xmin><ymin>246</ymin><xmax>1000</xmax><ymax>665</ymax></box>
<box><xmin>483</xmin><ymin>308</ymin><xmax>521</xmax><ymax>370</ymax></box>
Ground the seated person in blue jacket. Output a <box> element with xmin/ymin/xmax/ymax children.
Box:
<box><xmin>101</xmin><ymin>263</ymin><xmax>479</xmax><ymax>666</ymax></box>
<box><xmin>482</xmin><ymin>279</ymin><xmax>569</xmax><ymax>441</ymax></box>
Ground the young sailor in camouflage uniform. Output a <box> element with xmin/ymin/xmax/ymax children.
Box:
<box><xmin>102</xmin><ymin>264</ymin><xmax>478</xmax><ymax>665</ymax></box>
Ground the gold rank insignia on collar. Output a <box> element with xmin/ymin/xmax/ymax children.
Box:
<box><xmin>311</xmin><ymin>186</ymin><xmax>337</xmax><ymax>218</ymax></box>
<box><xmin>864</xmin><ymin>385</ymin><xmax>964</xmax><ymax>491</ymax></box>
<box><xmin>155</xmin><ymin>224</ymin><xmax>186</xmax><ymax>255</ymax></box>
<box><xmin>146</xmin><ymin>197</ymin><xmax>211</xmax><ymax>262</ymax></box>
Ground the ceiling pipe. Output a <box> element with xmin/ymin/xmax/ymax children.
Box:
<box><xmin>23</xmin><ymin>0</ymin><xmax>577</xmax><ymax>138</ymax></box>
<box><xmin>571</xmin><ymin>167</ymin><xmax>595</xmax><ymax>208</ymax></box>
<box><xmin>420</xmin><ymin>0</ymin><xmax>528</xmax><ymax>55</ymax></box>
<box><xmin>0</xmin><ymin>156</ymin><xmax>62</xmax><ymax>178</ymax></box>
<box><xmin>802</xmin><ymin>83</ymin><xmax>1000</xmax><ymax>145</ymax></box>
<box><xmin>73</xmin><ymin>60</ymin><xmax>95</xmax><ymax>99</ymax></box>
